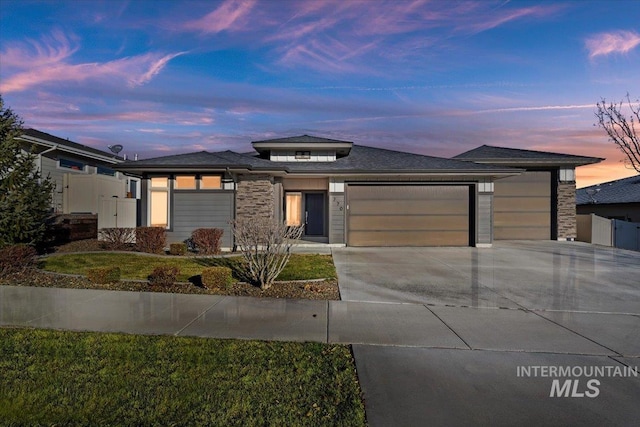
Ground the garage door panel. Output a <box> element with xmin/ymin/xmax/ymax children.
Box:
<box><xmin>495</xmin><ymin>213</ymin><xmax>551</xmax><ymax>227</ymax></box>
<box><xmin>349</xmin><ymin>214</ymin><xmax>468</xmax><ymax>231</ymax></box>
<box><xmin>494</xmin><ymin>183</ymin><xmax>551</xmax><ymax>197</ymax></box>
<box><xmin>347</xmin><ymin>185</ymin><xmax>470</xmax><ymax>247</ymax></box>
<box><xmin>494</xmin><ymin>227</ymin><xmax>549</xmax><ymax>240</ymax></box>
<box><xmin>349</xmin><ymin>199</ymin><xmax>469</xmax><ymax>215</ymax></box>
<box><xmin>349</xmin><ymin>231</ymin><xmax>469</xmax><ymax>247</ymax></box>
<box><xmin>349</xmin><ymin>185</ymin><xmax>468</xmax><ymax>200</ymax></box>
<box><xmin>494</xmin><ymin>171</ymin><xmax>551</xmax><ymax>240</ymax></box>
<box><xmin>494</xmin><ymin>197</ymin><xmax>550</xmax><ymax>212</ymax></box>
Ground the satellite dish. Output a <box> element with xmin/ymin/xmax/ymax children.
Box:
<box><xmin>108</xmin><ymin>144</ymin><xmax>123</xmax><ymax>155</ymax></box>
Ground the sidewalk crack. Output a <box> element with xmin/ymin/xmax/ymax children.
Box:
<box><xmin>174</xmin><ymin>296</ymin><xmax>226</xmax><ymax>336</ymax></box>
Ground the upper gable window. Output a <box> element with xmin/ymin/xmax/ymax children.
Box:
<box><xmin>295</xmin><ymin>151</ymin><xmax>311</xmax><ymax>159</ymax></box>
<box><xmin>59</xmin><ymin>158</ymin><xmax>86</xmax><ymax>171</ymax></box>
<box><xmin>270</xmin><ymin>150</ymin><xmax>336</xmax><ymax>162</ymax></box>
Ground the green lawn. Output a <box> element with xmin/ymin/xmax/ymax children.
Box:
<box><xmin>41</xmin><ymin>253</ymin><xmax>336</xmax><ymax>282</ymax></box>
<box><xmin>0</xmin><ymin>328</ymin><xmax>365</xmax><ymax>426</ymax></box>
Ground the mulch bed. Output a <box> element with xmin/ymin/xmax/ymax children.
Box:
<box><xmin>1</xmin><ymin>270</ymin><xmax>340</xmax><ymax>300</ymax></box>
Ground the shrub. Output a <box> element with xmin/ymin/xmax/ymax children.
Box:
<box><xmin>230</xmin><ymin>218</ymin><xmax>304</xmax><ymax>289</ymax></box>
<box><xmin>148</xmin><ymin>266</ymin><xmax>179</xmax><ymax>287</ymax></box>
<box><xmin>135</xmin><ymin>227</ymin><xmax>166</xmax><ymax>254</ymax></box>
<box><xmin>0</xmin><ymin>244</ymin><xmax>38</xmax><ymax>275</ymax></box>
<box><xmin>191</xmin><ymin>228</ymin><xmax>224</xmax><ymax>255</ymax></box>
<box><xmin>86</xmin><ymin>266</ymin><xmax>121</xmax><ymax>284</ymax></box>
<box><xmin>169</xmin><ymin>243</ymin><xmax>187</xmax><ymax>255</ymax></box>
<box><xmin>99</xmin><ymin>227</ymin><xmax>135</xmax><ymax>250</ymax></box>
<box><xmin>201</xmin><ymin>267</ymin><xmax>233</xmax><ymax>289</ymax></box>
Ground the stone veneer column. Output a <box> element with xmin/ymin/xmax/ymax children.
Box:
<box><xmin>557</xmin><ymin>182</ymin><xmax>576</xmax><ymax>240</ymax></box>
<box><xmin>235</xmin><ymin>174</ymin><xmax>274</xmax><ymax>221</ymax></box>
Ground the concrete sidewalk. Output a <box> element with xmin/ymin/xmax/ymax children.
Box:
<box><xmin>1</xmin><ymin>285</ymin><xmax>639</xmax><ymax>426</ymax></box>
<box><xmin>2</xmin><ymin>285</ymin><xmax>636</xmax><ymax>356</ymax></box>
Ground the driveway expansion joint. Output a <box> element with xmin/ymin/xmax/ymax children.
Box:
<box><xmin>423</xmin><ymin>304</ymin><xmax>472</xmax><ymax>350</ymax></box>
<box><xmin>526</xmin><ymin>309</ymin><xmax>623</xmax><ymax>357</ymax></box>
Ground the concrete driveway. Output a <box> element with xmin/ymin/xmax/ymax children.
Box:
<box><xmin>332</xmin><ymin>242</ymin><xmax>640</xmax><ymax>426</ymax></box>
<box><xmin>332</xmin><ymin>241</ymin><xmax>640</xmax><ymax>313</ymax></box>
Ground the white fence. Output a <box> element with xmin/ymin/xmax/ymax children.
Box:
<box><xmin>577</xmin><ymin>214</ymin><xmax>640</xmax><ymax>251</ymax></box>
<box><xmin>99</xmin><ymin>197</ymin><xmax>137</xmax><ymax>229</ymax></box>
<box><xmin>63</xmin><ymin>173</ymin><xmax>137</xmax><ymax>229</ymax></box>
<box><xmin>577</xmin><ymin>214</ymin><xmax>613</xmax><ymax>246</ymax></box>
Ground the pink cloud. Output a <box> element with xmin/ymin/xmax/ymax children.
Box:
<box><xmin>458</xmin><ymin>4</ymin><xmax>564</xmax><ymax>34</ymax></box>
<box><xmin>129</xmin><ymin>52</ymin><xmax>188</xmax><ymax>86</ymax></box>
<box><xmin>585</xmin><ymin>30</ymin><xmax>640</xmax><ymax>58</ymax></box>
<box><xmin>0</xmin><ymin>31</ymin><xmax>185</xmax><ymax>93</ymax></box>
<box><xmin>182</xmin><ymin>0</ymin><xmax>256</xmax><ymax>34</ymax></box>
<box><xmin>0</xmin><ymin>29</ymin><xmax>78</xmax><ymax>67</ymax></box>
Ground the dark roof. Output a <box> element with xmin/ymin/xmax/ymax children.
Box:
<box><xmin>273</xmin><ymin>145</ymin><xmax>518</xmax><ymax>173</ymax></box>
<box><xmin>252</xmin><ymin>134</ymin><xmax>352</xmax><ymax>144</ymax></box>
<box><xmin>117</xmin><ymin>144</ymin><xmax>520</xmax><ymax>176</ymax></box>
<box><xmin>454</xmin><ymin>145</ymin><xmax>602</xmax><ymax>166</ymax></box>
<box><xmin>576</xmin><ymin>175</ymin><xmax>640</xmax><ymax>205</ymax></box>
<box><xmin>20</xmin><ymin>128</ymin><xmax>122</xmax><ymax>160</ymax></box>
<box><xmin>116</xmin><ymin>150</ymin><xmax>281</xmax><ymax>173</ymax></box>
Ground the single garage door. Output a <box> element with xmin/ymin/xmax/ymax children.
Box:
<box><xmin>347</xmin><ymin>185</ymin><xmax>469</xmax><ymax>247</ymax></box>
<box><xmin>494</xmin><ymin>171</ymin><xmax>551</xmax><ymax>240</ymax></box>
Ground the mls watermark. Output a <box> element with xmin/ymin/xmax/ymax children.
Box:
<box><xmin>516</xmin><ymin>365</ymin><xmax>638</xmax><ymax>398</ymax></box>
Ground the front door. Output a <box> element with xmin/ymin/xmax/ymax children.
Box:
<box><xmin>305</xmin><ymin>193</ymin><xmax>325</xmax><ymax>236</ymax></box>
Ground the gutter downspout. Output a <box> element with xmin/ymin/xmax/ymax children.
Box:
<box><xmin>226</xmin><ymin>167</ymin><xmax>238</xmax><ymax>252</ymax></box>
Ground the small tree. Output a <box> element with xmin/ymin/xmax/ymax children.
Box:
<box><xmin>0</xmin><ymin>95</ymin><xmax>55</xmax><ymax>248</ymax></box>
<box><xmin>595</xmin><ymin>94</ymin><xmax>640</xmax><ymax>173</ymax></box>
<box><xmin>230</xmin><ymin>218</ymin><xmax>304</xmax><ymax>289</ymax></box>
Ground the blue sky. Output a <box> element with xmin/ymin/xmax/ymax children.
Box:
<box><xmin>1</xmin><ymin>0</ymin><xmax>639</xmax><ymax>187</ymax></box>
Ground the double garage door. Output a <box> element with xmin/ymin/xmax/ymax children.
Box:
<box><xmin>346</xmin><ymin>185</ymin><xmax>470</xmax><ymax>247</ymax></box>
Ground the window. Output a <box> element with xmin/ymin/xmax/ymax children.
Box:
<box><xmin>295</xmin><ymin>151</ymin><xmax>311</xmax><ymax>159</ymax></box>
<box><xmin>150</xmin><ymin>177</ymin><xmax>169</xmax><ymax>228</ymax></box>
<box><xmin>201</xmin><ymin>175</ymin><xmax>222</xmax><ymax>189</ymax></box>
<box><xmin>97</xmin><ymin>166</ymin><xmax>115</xmax><ymax>176</ymax></box>
<box><xmin>175</xmin><ymin>175</ymin><xmax>196</xmax><ymax>189</ymax></box>
<box><xmin>285</xmin><ymin>193</ymin><xmax>302</xmax><ymax>226</ymax></box>
<box><xmin>59</xmin><ymin>158</ymin><xmax>86</xmax><ymax>171</ymax></box>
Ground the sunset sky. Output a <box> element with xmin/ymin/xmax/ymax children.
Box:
<box><xmin>1</xmin><ymin>0</ymin><xmax>639</xmax><ymax>187</ymax></box>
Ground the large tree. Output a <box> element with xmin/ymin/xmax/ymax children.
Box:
<box><xmin>595</xmin><ymin>94</ymin><xmax>640</xmax><ymax>174</ymax></box>
<box><xmin>0</xmin><ymin>95</ymin><xmax>55</xmax><ymax>247</ymax></box>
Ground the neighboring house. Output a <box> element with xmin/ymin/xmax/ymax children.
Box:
<box><xmin>16</xmin><ymin>129</ymin><xmax>139</xmax><ymax>228</ymax></box>
<box><xmin>576</xmin><ymin>175</ymin><xmax>640</xmax><ymax>222</ymax></box>
<box><xmin>116</xmin><ymin>136</ymin><xmax>602</xmax><ymax>248</ymax></box>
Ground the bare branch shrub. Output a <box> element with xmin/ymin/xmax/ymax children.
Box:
<box><xmin>230</xmin><ymin>218</ymin><xmax>304</xmax><ymax>289</ymax></box>
<box><xmin>98</xmin><ymin>227</ymin><xmax>135</xmax><ymax>250</ymax></box>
